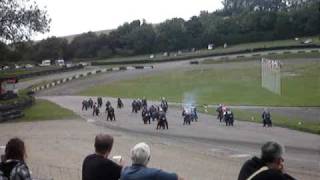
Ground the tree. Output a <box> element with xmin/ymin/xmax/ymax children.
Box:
<box><xmin>32</xmin><ymin>37</ymin><xmax>68</xmax><ymax>61</ymax></box>
<box><xmin>222</xmin><ymin>0</ymin><xmax>287</xmax><ymax>13</ymax></box>
<box><xmin>274</xmin><ymin>13</ymin><xmax>293</xmax><ymax>38</ymax></box>
<box><xmin>125</xmin><ymin>23</ymin><xmax>156</xmax><ymax>54</ymax></box>
<box><xmin>0</xmin><ymin>0</ymin><xmax>50</xmax><ymax>42</ymax></box>
<box><xmin>0</xmin><ymin>41</ymin><xmax>10</xmax><ymax>62</ymax></box>
<box><xmin>156</xmin><ymin>18</ymin><xmax>188</xmax><ymax>51</ymax></box>
<box><xmin>69</xmin><ymin>32</ymin><xmax>99</xmax><ymax>59</ymax></box>
<box><xmin>185</xmin><ymin>16</ymin><xmax>204</xmax><ymax>48</ymax></box>
<box><xmin>10</xmin><ymin>40</ymin><xmax>35</xmax><ymax>62</ymax></box>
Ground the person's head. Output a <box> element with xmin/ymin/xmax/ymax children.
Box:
<box><xmin>130</xmin><ymin>142</ymin><xmax>151</xmax><ymax>166</ymax></box>
<box><xmin>4</xmin><ymin>138</ymin><xmax>27</xmax><ymax>162</ymax></box>
<box><xmin>94</xmin><ymin>134</ymin><xmax>114</xmax><ymax>157</ymax></box>
<box><xmin>260</xmin><ymin>141</ymin><xmax>284</xmax><ymax>169</ymax></box>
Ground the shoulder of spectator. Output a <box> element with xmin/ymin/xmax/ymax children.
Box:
<box><xmin>155</xmin><ymin>168</ymin><xmax>179</xmax><ymax>180</ymax></box>
<box><xmin>11</xmin><ymin>163</ymin><xmax>32</xmax><ymax>180</ymax></box>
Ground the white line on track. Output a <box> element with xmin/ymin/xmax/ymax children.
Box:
<box><xmin>87</xmin><ymin>119</ymin><xmax>96</xmax><ymax>123</ymax></box>
<box><xmin>229</xmin><ymin>154</ymin><xmax>251</xmax><ymax>158</ymax></box>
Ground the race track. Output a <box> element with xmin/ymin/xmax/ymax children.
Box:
<box><xmin>25</xmin><ymin>58</ymin><xmax>320</xmax><ymax>179</ymax></box>
<box><xmin>41</xmin><ymin>95</ymin><xmax>320</xmax><ymax>179</ymax></box>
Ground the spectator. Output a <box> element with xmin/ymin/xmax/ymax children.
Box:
<box><xmin>0</xmin><ymin>137</ymin><xmax>32</xmax><ymax>180</ymax></box>
<box><xmin>82</xmin><ymin>134</ymin><xmax>122</xmax><ymax>180</ymax></box>
<box><xmin>238</xmin><ymin>141</ymin><xmax>296</xmax><ymax>180</ymax></box>
<box><xmin>121</xmin><ymin>142</ymin><xmax>184</xmax><ymax>180</ymax></box>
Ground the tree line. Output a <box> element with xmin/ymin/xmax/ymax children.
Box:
<box><xmin>0</xmin><ymin>0</ymin><xmax>319</xmax><ymax>63</ymax></box>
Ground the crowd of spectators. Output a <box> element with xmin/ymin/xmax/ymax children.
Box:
<box><xmin>0</xmin><ymin>135</ymin><xmax>296</xmax><ymax>180</ymax></box>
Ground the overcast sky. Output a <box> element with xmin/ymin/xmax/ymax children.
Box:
<box><xmin>33</xmin><ymin>0</ymin><xmax>223</xmax><ymax>40</ymax></box>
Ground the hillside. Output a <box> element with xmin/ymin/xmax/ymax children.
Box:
<box><xmin>60</xmin><ymin>29</ymin><xmax>114</xmax><ymax>43</ymax></box>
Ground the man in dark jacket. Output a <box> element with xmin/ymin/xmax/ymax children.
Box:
<box><xmin>238</xmin><ymin>141</ymin><xmax>295</xmax><ymax>180</ymax></box>
<box><xmin>82</xmin><ymin>134</ymin><xmax>122</xmax><ymax>180</ymax></box>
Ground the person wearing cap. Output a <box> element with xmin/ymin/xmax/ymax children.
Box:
<box><xmin>121</xmin><ymin>142</ymin><xmax>184</xmax><ymax>180</ymax></box>
<box><xmin>238</xmin><ymin>141</ymin><xmax>295</xmax><ymax>180</ymax></box>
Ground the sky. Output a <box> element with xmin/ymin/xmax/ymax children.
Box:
<box><xmin>33</xmin><ymin>0</ymin><xmax>223</xmax><ymax>40</ymax></box>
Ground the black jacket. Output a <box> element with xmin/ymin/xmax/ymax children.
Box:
<box><xmin>238</xmin><ymin>157</ymin><xmax>295</xmax><ymax>180</ymax></box>
<box><xmin>238</xmin><ymin>157</ymin><xmax>265</xmax><ymax>180</ymax></box>
<box><xmin>252</xmin><ymin>169</ymin><xmax>296</xmax><ymax>180</ymax></box>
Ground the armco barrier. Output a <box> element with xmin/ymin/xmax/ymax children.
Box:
<box><xmin>31</xmin><ymin>65</ymin><xmax>154</xmax><ymax>93</ymax></box>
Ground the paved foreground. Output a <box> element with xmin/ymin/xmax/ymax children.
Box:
<box><xmin>0</xmin><ymin>119</ymin><xmax>246</xmax><ymax>180</ymax></box>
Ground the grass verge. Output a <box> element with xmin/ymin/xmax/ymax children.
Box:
<box><xmin>168</xmin><ymin>104</ymin><xmax>320</xmax><ymax>134</ymax></box>
<box><xmin>90</xmin><ymin>36</ymin><xmax>320</xmax><ymax>65</ymax></box>
<box><xmin>231</xmin><ymin>109</ymin><xmax>320</xmax><ymax>135</ymax></box>
<box><xmin>18</xmin><ymin>99</ymin><xmax>79</xmax><ymax>122</ymax></box>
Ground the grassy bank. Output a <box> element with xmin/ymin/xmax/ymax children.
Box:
<box><xmin>19</xmin><ymin>99</ymin><xmax>79</xmax><ymax>122</ymax></box>
<box><xmin>90</xmin><ymin>36</ymin><xmax>320</xmax><ymax>65</ymax></box>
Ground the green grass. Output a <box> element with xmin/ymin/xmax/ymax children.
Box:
<box><xmin>202</xmin><ymin>52</ymin><xmax>320</xmax><ymax>64</ymax></box>
<box><xmin>19</xmin><ymin>99</ymin><xmax>79</xmax><ymax>122</ymax></box>
<box><xmin>232</xmin><ymin>109</ymin><xmax>320</xmax><ymax>134</ymax></box>
<box><xmin>80</xmin><ymin>60</ymin><xmax>320</xmax><ymax>106</ymax></box>
<box><xmin>0</xmin><ymin>66</ymin><xmax>60</xmax><ymax>78</ymax></box>
<box><xmin>209</xmin><ymin>36</ymin><xmax>320</xmax><ymax>53</ymax></box>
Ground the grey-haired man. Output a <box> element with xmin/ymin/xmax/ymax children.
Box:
<box><xmin>238</xmin><ymin>141</ymin><xmax>295</xmax><ymax>180</ymax></box>
<box><xmin>121</xmin><ymin>142</ymin><xmax>184</xmax><ymax>180</ymax></box>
